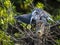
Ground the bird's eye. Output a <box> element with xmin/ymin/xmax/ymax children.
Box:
<box><xmin>35</xmin><ymin>12</ymin><xmax>39</xmax><ymax>15</ymax></box>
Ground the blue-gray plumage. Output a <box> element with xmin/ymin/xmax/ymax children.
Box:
<box><xmin>14</xmin><ymin>8</ymin><xmax>54</xmax><ymax>24</ymax></box>
<box><xmin>31</xmin><ymin>8</ymin><xmax>54</xmax><ymax>24</ymax></box>
<box><xmin>15</xmin><ymin>14</ymin><xmax>31</xmax><ymax>24</ymax></box>
<box><xmin>15</xmin><ymin>14</ymin><xmax>36</xmax><ymax>24</ymax></box>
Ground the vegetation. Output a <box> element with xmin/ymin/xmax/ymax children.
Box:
<box><xmin>0</xmin><ymin>0</ymin><xmax>60</xmax><ymax>45</ymax></box>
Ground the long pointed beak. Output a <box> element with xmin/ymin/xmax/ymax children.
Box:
<box><xmin>47</xmin><ymin>17</ymin><xmax>54</xmax><ymax>22</ymax></box>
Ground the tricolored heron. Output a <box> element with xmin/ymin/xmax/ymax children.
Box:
<box><xmin>15</xmin><ymin>8</ymin><xmax>54</xmax><ymax>24</ymax></box>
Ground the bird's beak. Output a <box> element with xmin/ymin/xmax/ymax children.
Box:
<box><xmin>47</xmin><ymin>17</ymin><xmax>54</xmax><ymax>22</ymax></box>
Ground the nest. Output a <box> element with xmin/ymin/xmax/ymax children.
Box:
<box><xmin>6</xmin><ymin>21</ymin><xmax>60</xmax><ymax>45</ymax></box>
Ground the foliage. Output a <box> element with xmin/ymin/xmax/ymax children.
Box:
<box><xmin>0</xmin><ymin>30</ymin><xmax>14</xmax><ymax>45</ymax></box>
<box><xmin>54</xmin><ymin>15</ymin><xmax>60</xmax><ymax>21</ymax></box>
<box><xmin>22</xmin><ymin>0</ymin><xmax>33</xmax><ymax>9</ymax></box>
<box><xmin>52</xmin><ymin>8</ymin><xmax>60</xmax><ymax>16</ymax></box>
<box><xmin>57</xmin><ymin>0</ymin><xmax>60</xmax><ymax>2</ymax></box>
<box><xmin>0</xmin><ymin>0</ymin><xmax>15</xmax><ymax>45</ymax></box>
<box><xmin>56</xmin><ymin>40</ymin><xmax>60</xmax><ymax>45</ymax></box>
<box><xmin>0</xmin><ymin>0</ymin><xmax>15</xmax><ymax>30</ymax></box>
<box><xmin>36</xmin><ymin>2</ymin><xmax>44</xmax><ymax>9</ymax></box>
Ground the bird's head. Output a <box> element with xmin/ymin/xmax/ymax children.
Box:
<box><xmin>30</xmin><ymin>8</ymin><xmax>42</xmax><ymax>24</ymax></box>
<box><xmin>30</xmin><ymin>8</ymin><xmax>54</xmax><ymax>24</ymax></box>
<box><xmin>32</xmin><ymin>8</ymin><xmax>43</xmax><ymax>19</ymax></box>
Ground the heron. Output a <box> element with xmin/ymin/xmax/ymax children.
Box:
<box><xmin>14</xmin><ymin>8</ymin><xmax>54</xmax><ymax>24</ymax></box>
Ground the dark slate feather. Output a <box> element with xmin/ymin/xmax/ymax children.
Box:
<box><xmin>15</xmin><ymin>14</ymin><xmax>32</xmax><ymax>24</ymax></box>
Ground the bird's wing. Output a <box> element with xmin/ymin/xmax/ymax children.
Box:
<box><xmin>14</xmin><ymin>14</ymin><xmax>32</xmax><ymax>24</ymax></box>
<box><xmin>20</xmin><ymin>14</ymin><xmax>31</xmax><ymax>19</ymax></box>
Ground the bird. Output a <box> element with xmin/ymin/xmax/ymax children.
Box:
<box><xmin>31</xmin><ymin>8</ymin><xmax>54</xmax><ymax>23</ymax></box>
<box><xmin>14</xmin><ymin>8</ymin><xmax>54</xmax><ymax>24</ymax></box>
